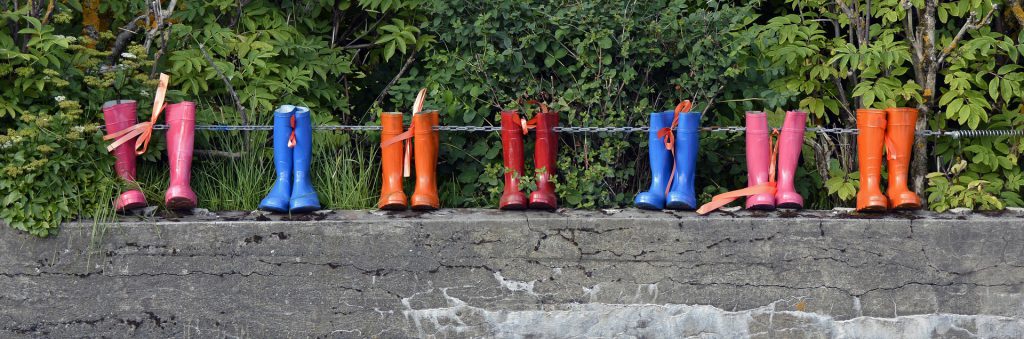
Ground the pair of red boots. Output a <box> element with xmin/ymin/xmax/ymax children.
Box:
<box><xmin>498</xmin><ymin>104</ymin><xmax>559</xmax><ymax>210</ymax></box>
<box><xmin>103</xmin><ymin>77</ymin><xmax>197</xmax><ymax>211</ymax></box>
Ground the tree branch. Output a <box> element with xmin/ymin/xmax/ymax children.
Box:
<box><xmin>369</xmin><ymin>50</ymin><xmax>418</xmax><ymax>112</ymax></box>
<box><xmin>938</xmin><ymin>5</ymin><xmax>998</xmax><ymax>66</ymax></box>
<box><xmin>198</xmin><ymin>41</ymin><xmax>248</xmax><ymax>126</ymax></box>
<box><xmin>107</xmin><ymin>14</ymin><xmax>147</xmax><ymax>65</ymax></box>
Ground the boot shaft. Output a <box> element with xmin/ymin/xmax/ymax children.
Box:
<box><xmin>102</xmin><ymin>101</ymin><xmax>140</xmax><ymax>178</ymax></box>
<box><xmin>775</xmin><ymin>110</ymin><xmax>808</xmax><ymax>208</ymax></box>
<box><xmin>412</xmin><ymin>111</ymin><xmax>440</xmax><ymax>185</ymax></box>
<box><xmin>500</xmin><ymin>111</ymin><xmax>526</xmax><ymax>183</ymax></box>
<box><xmin>744</xmin><ymin>111</ymin><xmax>771</xmax><ymax>187</ymax></box>
<box><xmin>885</xmin><ymin>107</ymin><xmax>918</xmax><ymax>164</ymax></box>
<box><xmin>532</xmin><ymin>111</ymin><xmax>559</xmax><ymax>181</ymax></box>
<box><xmin>164</xmin><ymin>102</ymin><xmax>196</xmax><ymax>179</ymax></box>
<box><xmin>856</xmin><ymin>109</ymin><xmax>887</xmax><ymax>174</ymax></box>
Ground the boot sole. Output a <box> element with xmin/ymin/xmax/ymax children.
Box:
<box><xmin>166</xmin><ymin>197</ymin><xmax>196</xmax><ymax>210</ymax></box>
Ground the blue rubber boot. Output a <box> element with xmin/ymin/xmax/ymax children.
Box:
<box><xmin>665</xmin><ymin>111</ymin><xmax>701</xmax><ymax>210</ymax></box>
<box><xmin>258</xmin><ymin>106</ymin><xmax>294</xmax><ymax>213</ymax></box>
<box><xmin>634</xmin><ymin>111</ymin><xmax>676</xmax><ymax>210</ymax></box>
<box><xmin>289</xmin><ymin>106</ymin><xmax>321</xmax><ymax>212</ymax></box>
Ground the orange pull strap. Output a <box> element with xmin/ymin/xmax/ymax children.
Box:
<box><xmin>884</xmin><ymin>136</ymin><xmax>897</xmax><ymax>161</ymax></box>
<box><xmin>661</xmin><ymin>100</ymin><xmax>693</xmax><ymax>196</ymax></box>
<box><xmin>379</xmin><ymin>88</ymin><xmax>428</xmax><ymax>177</ymax></box>
<box><xmin>520</xmin><ymin>115</ymin><xmax>540</xmax><ymax>135</ymax></box>
<box><xmin>104</xmin><ymin>73</ymin><xmax>170</xmax><ymax>155</ymax></box>
<box><xmin>288</xmin><ymin>115</ymin><xmax>297</xmax><ymax>148</ymax></box>
<box><xmin>696</xmin><ymin>129</ymin><xmax>780</xmax><ymax>215</ymax></box>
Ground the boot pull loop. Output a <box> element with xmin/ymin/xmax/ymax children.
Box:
<box><xmin>104</xmin><ymin>73</ymin><xmax>170</xmax><ymax>155</ymax></box>
<box><xmin>696</xmin><ymin>121</ymin><xmax>779</xmax><ymax>215</ymax></box>
<box><xmin>288</xmin><ymin>115</ymin><xmax>297</xmax><ymax>148</ymax></box>
<box><xmin>412</xmin><ymin>88</ymin><xmax>427</xmax><ymax>114</ymax></box>
<box><xmin>696</xmin><ymin>183</ymin><xmax>777</xmax><ymax>215</ymax></box>
<box><xmin>661</xmin><ymin>100</ymin><xmax>693</xmax><ymax>196</ymax></box>
<box><xmin>884</xmin><ymin>136</ymin><xmax>897</xmax><ymax>161</ymax></box>
<box><xmin>519</xmin><ymin>99</ymin><xmax>547</xmax><ymax>135</ymax></box>
<box><xmin>769</xmin><ymin>129</ymin><xmax>780</xmax><ymax>183</ymax></box>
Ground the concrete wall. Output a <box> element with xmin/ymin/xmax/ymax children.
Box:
<box><xmin>1</xmin><ymin>209</ymin><xmax>1023</xmax><ymax>338</ymax></box>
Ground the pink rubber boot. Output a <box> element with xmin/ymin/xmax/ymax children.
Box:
<box><xmin>775</xmin><ymin>110</ymin><xmax>807</xmax><ymax>208</ymax></box>
<box><xmin>102</xmin><ymin>100</ymin><xmax>148</xmax><ymax>211</ymax></box>
<box><xmin>745</xmin><ymin>112</ymin><xmax>775</xmax><ymax>210</ymax></box>
<box><xmin>164</xmin><ymin>102</ymin><xmax>198</xmax><ymax>209</ymax></box>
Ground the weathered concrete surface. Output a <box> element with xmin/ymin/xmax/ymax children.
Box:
<box><xmin>1</xmin><ymin>209</ymin><xmax>1023</xmax><ymax>338</ymax></box>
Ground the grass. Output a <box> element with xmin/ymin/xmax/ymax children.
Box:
<box><xmin>136</xmin><ymin>130</ymin><xmax>379</xmax><ymax>211</ymax></box>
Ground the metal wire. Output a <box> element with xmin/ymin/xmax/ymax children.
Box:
<box><xmin>140</xmin><ymin>124</ymin><xmax>1021</xmax><ymax>138</ymax></box>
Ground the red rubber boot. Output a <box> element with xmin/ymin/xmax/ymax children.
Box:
<box><xmin>500</xmin><ymin>111</ymin><xmax>528</xmax><ymax>210</ymax></box>
<box><xmin>102</xmin><ymin>100</ymin><xmax>148</xmax><ymax>211</ymax></box>
<box><xmin>164</xmin><ymin>102</ymin><xmax>198</xmax><ymax>209</ymax></box>
<box><xmin>529</xmin><ymin>109</ymin><xmax>559</xmax><ymax>210</ymax></box>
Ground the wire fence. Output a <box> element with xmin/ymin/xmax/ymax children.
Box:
<box><xmin>141</xmin><ymin>124</ymin><xmax>1024</xmax><ymax>139</ymax></box>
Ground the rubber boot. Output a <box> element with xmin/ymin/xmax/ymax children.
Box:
<box><xmin>499</xmin><ymin>111</ymin><xmax>528</xmax><ymax>210</ymax></box>
<box><xmin>259</xmin><ymin>106</ymin><xmax>294</xmax><ymax>213</ymax></box>
<box><xmin>410</xmin><ymin>110</ymin><xmax>440</xmax><ymax>210</ymax></box>
<box><xmin>744</xmin><ymin>111</ymin><xmax>775</xmax><ymax>210</ymax></box>
<box><xmin>775</xmin><ymin>110</ymin><xmax>807</xmax><ymax>209</ymax></box>
<box><xmin>289</xmin><ymin>106</ymin><xmax>321</xmax><ymax>212</ymax></box>
<box><xmin>164</xmin><ymin>102</ymin><xmax>198</xmax><ymax>210</ymax></box>
<box><xmin>378</xmin><ymin>112</ymin><xmax>408</xmax><ymax>210</ymax></box>
<box><xmin>634</xmin><ymin>111</ymin><xmax>676</xmax><ymax>210</ymax></box>
<box><xmin>885</xmin><ymin>107</ymin><xmax>922</xmax><ymax>210</ymax></box>
<box><xmin>102</xmin><ymin>100</ymin><xmax>148</xmax><ymax>211</ymax></box>
<box><xmin>529</xmin><ymin>110</ymin><xmax>559</xmax><ymax>210</ymax></box>
<box><xmin>856</xmin><ymin>109</ymin><xmax>888</xmax><ymax>212</ymax></box>
<box><xmin>666</xmin><ymin>111</ymin><xmax>701</xmax><ymax>210</ymax></box>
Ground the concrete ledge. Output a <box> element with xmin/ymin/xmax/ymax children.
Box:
<box><xmin>2</xmin><ymin>209</ymin><xmax>1023</xmax><ymax>338</ymax></box>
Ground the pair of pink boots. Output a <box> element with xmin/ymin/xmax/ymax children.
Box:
<box><xmin>744</xmin><ymin>111</ymin><xmax>807</xmax><ymax>210</ymax></box>
<box><xmin>103</xmin><ymin>100</ymin><xmax>197</xmax><ymax>211</ymax></box>
<box><xmin>697</xmin><ymin>111</ymin><xmax>807</xmax><ymax>214</ymax></box>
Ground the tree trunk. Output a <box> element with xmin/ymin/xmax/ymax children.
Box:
<box><xmin>82</xmin><ymin>0</ymin><xmax>102</xmax><ymax>47</ymax></box>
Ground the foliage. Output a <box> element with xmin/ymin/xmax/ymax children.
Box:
<box><xmin>407</xmin><ymin>0</ymin><xmax>760</xmax><ymax>208</ymax></box>
<box><xmin>1</xmin><ymin>0</ymin><xmax>1023</xmax><ymax>237</ymax></box>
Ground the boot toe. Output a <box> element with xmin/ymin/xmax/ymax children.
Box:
<box><xmin>774</xmin><ymin>191</ymin><xmax>804</xmax><ymax>209</ymax></box>
<box><xmin>411</xmin><ymin>194</ymin><xmax>439</xmax><ymax>210</ymax></box>
<box><xmin>745</xmin><ymin>194</ymin><xmax>776</xmax><ymax>210</ymax></box>
<box><xmin>289</xmin><ymin>193</ymin><xmax>321</xmax><ymax>213</ymax></box>
<box><xmin>116</xmin><ymin>190</ymin><xmax>148</xmax><ymax>212</ymax></box>
<box><xmin>528</xmin><ymin>191</ymin><xmax>557</xmax><ymax>210</ymax></box>
<box><xmin>890</xmin><ymin>191</ymin><xmax>922</xmax><ymax>210</ymax></box>
<box><xmin>378</xmin><ymin>191</ymin><xmax>408</xmax><ymax>210</ymax></box>
<box><xmin>634</xmin><ymin>192</ymin><xmax>666</xmax><ymax>210</ymax></box>
<box><xmin>856</xmin><ymin>193</ymin><xmax>888</xmax><ymax>212</ymax></box>
<box><xmin>500</xmin><ymin>192</ymin><xmax>528</xmax><ymax>210</ymax></box>
<box><xmin>165</xmin><ymin>186</ymin><xmax>197</xmax><ymax>210</ymax></box>
<box><xmin>665</xmin><ymin>192</ymin><xmax>697</xmax><ymax>210</ymax></box>
<box><xmin>259</xmin><ymin>196</ymin><xmax>290</xmax><ymax>213</ymax></box>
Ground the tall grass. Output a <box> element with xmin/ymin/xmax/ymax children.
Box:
<box><xmin>136</xmin><ymin>130</ymin><xmax>378</xmax><ymax>211</ymax></box>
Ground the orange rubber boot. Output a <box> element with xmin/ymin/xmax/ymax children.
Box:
<box><xmin>856</xmin><ymin>109</ymin><xmax>888</xmax><ymax>212</ymax></box>
<box><xmin>410</xmin><ymin>110</ymin><xmax>440</xmax><ymax>210</ymax></box>
<box><xmin>885</xmin><ymin>107</ymin><xmax>922</xmax><ymax>210</ymax></box>
<box><xmin>378</xmin><ymin>112</ymin><xmax>408</xmax><ymax>210</ymax></box>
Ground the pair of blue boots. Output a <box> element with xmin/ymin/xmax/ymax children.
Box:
<box><xmin>259</xmin><ymin>105</ymin><xmax>321</xmax><ymax>213</ymax></box>
<box><xmin>634</xmin><ymin>109</ymin><xmax>701</xmax><ymax>210</ymax></box>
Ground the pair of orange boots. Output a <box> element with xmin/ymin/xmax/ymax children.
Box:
<box><xmin>856</xmin><ymin>107</ymin><xmax>922</xmax><ymax>212</ymax></box>
<box><xmin>378</xmin><ymin>89</ymin><xmax>440</xmax><ymax>210</ymax></box>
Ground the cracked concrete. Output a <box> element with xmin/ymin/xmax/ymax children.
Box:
<box><xmin>1</xmin><ymin>209</ymin><xmax>1023</xmax><ymax>338</ymax></box>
